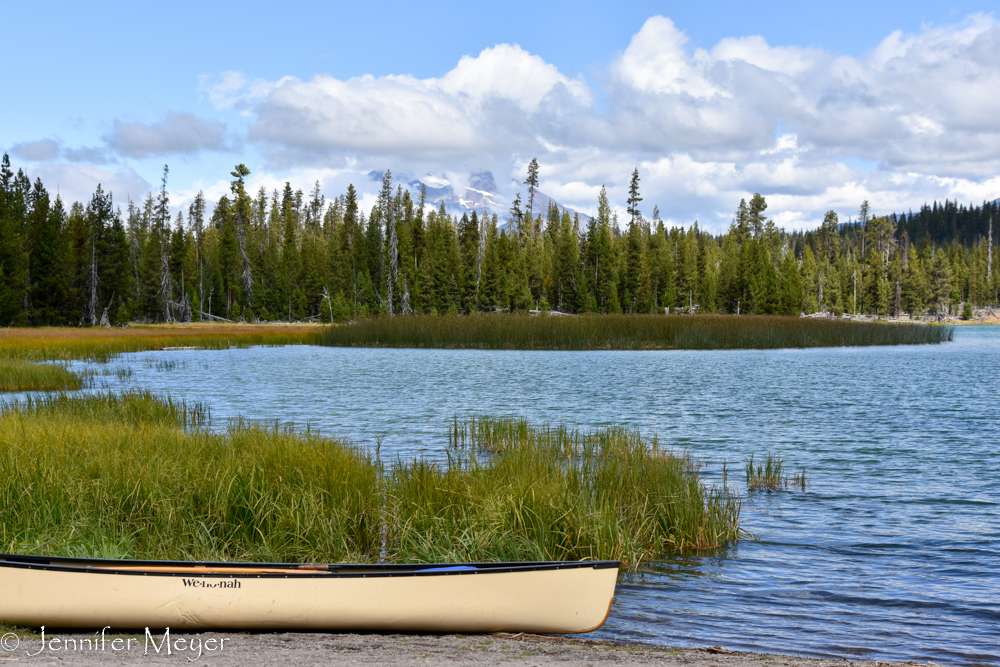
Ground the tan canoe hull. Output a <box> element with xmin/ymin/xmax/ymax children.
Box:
<box><xmin>0</xmin><ymin>561</ymin><xmax>618</xmax><ymax>633</ymax></box>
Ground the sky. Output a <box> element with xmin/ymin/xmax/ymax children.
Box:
<box><xmin>4</xmin><ymin>0</ymin><xmax>1000</xmax><ymax>231</ymax></box>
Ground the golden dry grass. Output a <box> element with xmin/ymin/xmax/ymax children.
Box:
<box><xmin>0</xmin><ymin>324</ymin><xmax>324</xmax><ymax>362</ymax></box>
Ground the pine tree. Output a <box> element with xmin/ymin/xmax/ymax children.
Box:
<box><xmin>627</xmin><ymin>168</ymin><xmax>642</xmax><ymax>225</ymax></box>
<box><xmin>188</xmin><ymin>191</ymin><xmax>206</xmax><ymax>319</ymax></box>
<box><xmin>378</xmin><ymin>171</ymin><xmax>398</xmax><ymax>315</ymax></box>
<box><xmin>800</xmin><ymin>245</ymin><xmax>818</xmax><ymax>314</ymax></box>
<box><xmin>929</xmin><ymin>249</ymin><xmax>952</xmax><ymax>316</ymax></box>
<box><xmin>551</xmin><ymin>210</ymin><xmax>579</xmax><ymax>311</ymax></box>
<box><xmin>83</xmin><ymin>184</ymin><xmax>130</xmax><ymax>325</ymax></box>
<box><xmin>523</xmin><ymin>158</ymin><xmax>539</xmax><ymax>225</ymax></box>
<box><xmin>230</xmin><ymin>164</ymin><xmax>254</xmax><ymax>314</ymax></box>
<box><xmin>479</xmin><ymin>214</ymin><xmax>502</xmax><ymax>312</ymax></box>
<box><xmin>778</xmin><ymin>248</ymin><xmax>803</xmax><ymax>315</ymax></box>
<box><xmin>279</xmin><ymin>183</ymin><xmax>301</xmax><ymax>320</ymax></box>
<box><xmin>622</xmin><ymin>214</ymin><xmax>645</xmax><ymax>312</ymax></box>
<box><xmin>458</xmin><ymin>210</ymin><xmax>480</xmax><ymax>312</ymax></box>
<box><xmin>748</xmin><ymin>194</ymin><xmax>767</xmax><ymax>240</ymax></box>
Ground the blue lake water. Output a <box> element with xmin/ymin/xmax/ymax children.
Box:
<box><xmin>45</xmin><ymin>326</ymin><xmax>1000</xmax><ymax>664</ymax></box>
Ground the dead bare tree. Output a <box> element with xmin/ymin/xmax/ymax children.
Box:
<box><xmin>388</xmin><ymin>217</ymin><xmax>398</xmax><ymax>316</ymax></box>
<box><xmin>237</xmin><ymin>213</ymin><xmax>253</xmax><ymax>307</ymax></box>
<box><xmin>475</xmin><ymin>211</ymin><xmax>486</xmax><ymax>303</ymax></box>
<box><xmin>159</xmin><ymin>241</ymin><xmax>173</xmax><ymax>322</ymax></box>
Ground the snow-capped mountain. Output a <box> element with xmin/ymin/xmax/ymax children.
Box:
<box><xmin>404</xmin><ymin>171</ymin><xmax>590</xmax><ymax>225</ymax></box>
<box><xmin>406</xmin><ymin>172</ymin><xmax>506</xmax><ymax>214</ymax></box>
<box><xmin>458</xmin><ymin>172</ymin><xmax>507</xmax><ymax>211</ymax></box>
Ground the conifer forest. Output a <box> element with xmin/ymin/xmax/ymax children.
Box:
<box><xmin>0</xmin><ymin>153</ymin><xmax>997</xmax><ymax>327</ymax></box>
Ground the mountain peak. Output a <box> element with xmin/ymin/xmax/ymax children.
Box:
<box><xmin>469</xmin><ymin>171</ymin><xmax>498</xmax><ymax>193</ymax></box>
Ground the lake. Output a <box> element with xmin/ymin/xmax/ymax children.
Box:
<box><xmin>59</xmin><ymin>326</ymin><xmax>999</xmax><ymax>665</ymax></box>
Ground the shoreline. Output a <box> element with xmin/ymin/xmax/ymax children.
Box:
<box><xmin>0</xmin><ymin>630</ymin><xmax>935</xmax><ymax>666</ymax></box>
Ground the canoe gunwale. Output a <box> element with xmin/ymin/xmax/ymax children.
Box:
<box><xmin>0</xmin><ymin>553</ymin><xmax>620</xmax><ymax>579</ymax></box>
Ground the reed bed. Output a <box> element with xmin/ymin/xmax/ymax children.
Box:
<box><xmin>426</xmin><ymin>417</ymin><xmax>741</xmax><ymax>568</ymax></box>
<box><xmin>321</xmin><ymin>314</ymin><xmax>951</xmax><ymax>350</ymax></box>
<box><xmin>0</xmin><ymin>359</ymin><xmax>82</xmax><ymax>392</ymax></box>
<box><xmin>745</xmin><ymin>452</ymin><xmax>807</xmax><ymax>492</ymax></box>
<box><xmin>0</xmin><ymin>394</ymin><xmax>739</xmax><ymax>570</ymax></box>
<box><xmin>0</xmin><ymin>324</ymin><xmax>323</xmax><ymax>363</ymax></box>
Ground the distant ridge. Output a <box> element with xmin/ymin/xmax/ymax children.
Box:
<box><xmin>858</xmin><ymin>197</ymin><xmax>1000</xmax><ymax>250</ymax></box>
<box><xmin>403</xmin><ymin>171</ymin><xmax>590</xmax><ymax>224</ymax></box>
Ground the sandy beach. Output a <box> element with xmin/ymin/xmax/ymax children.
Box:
<box><xmin>0</xmin><ymin>631</ymin><xmax>927</xmax><ymax>666</ymax></box>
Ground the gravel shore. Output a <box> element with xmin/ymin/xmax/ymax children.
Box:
<box><xmin>0</xmin><ymin>631</ymin><xmax>925</xmax><ymax>666</ymax></box>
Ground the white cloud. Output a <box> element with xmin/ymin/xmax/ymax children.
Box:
<box><xmin>105</xmin><ymin>112</ymin><xmax>235</xmax><ymax>158</ymax></box>
<box><xmin>11</xmin><ymin>139</ymin><xmax>60</xmax><ymax>161</ymax></box>
<box><xmin>610</xmin><ymin>17</ymin><xmax>722</xmax><ymax>99</ymax></box>
<box><xmin>710</xmin><ymin>35</ymin><xmax>826</xmax><ymax>77</ymax></box>
<box><xmin>250</xmin><ymin>73</ymin><xmax>488</xmax><ymax>161</ymax></box>
<box><xmin>437</xmin><ymin>44</ymin><xmax>591</xmax><ymax>110</ymax></box>
<box><xmin>242</xmin><ymin>42</ymin><xmax>595</xmax><ymax>168</ymax></box>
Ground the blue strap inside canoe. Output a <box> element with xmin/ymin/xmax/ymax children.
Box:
<box><xmin>418</xmin><ymin>565</ymin><xmax>478</xmax><ymax>573</ymax></box>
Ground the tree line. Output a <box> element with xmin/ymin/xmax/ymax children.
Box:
<box><xmin>0</xmin><ymin>153</ymin><xmax>997</xmax><ymax>326</ymax></box>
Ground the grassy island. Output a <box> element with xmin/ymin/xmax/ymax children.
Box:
<box><xmin>0</xmin><ymin>393</ymin><xmax>738</xmax><ymax>570</ymax></box>
<box><xmin>321</xmin><ymin>314</ymin><xmax>952</xmax><ymax>350</ymax></box>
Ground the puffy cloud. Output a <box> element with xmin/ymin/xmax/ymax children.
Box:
<box><xmin>11</xmin><ymin>139</ymin><xmax>60</xmax><ymax>161</ymax></box>
<box><xmin>610</xmin><ymin>17</ymin><xmax>722</xmax><ymax>99</ymax></box>
<box><xmin>250</xmin><ymin>73</ymin><xmax>487</xmax><ymax>162</ymax></box>
<box><xmin>244</xmin><ymin>43</ymin><xmax>592</xmax><ymax>168</ymax></box>
<box><xmin>597</xmin><ymin>12</ymin><xmax>1000</xmax><ymax>178</ymax></box>
<box><xmin>437</xmin><ymin>44</ymin><xmax>591</xmax><ymax>110</ymax></box>
<box><xmin>104</xmin><ymin>112</ymin><xmax>235</xmax><ymax>158</ymax></box>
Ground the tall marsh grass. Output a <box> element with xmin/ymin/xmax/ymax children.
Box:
<box><xmin>0</xmin><ymin>392</ymin><xmax>378</xmax><ymax>563</ymax></box>
<box><xmin>321</xmin><ymin>314</ymin><xmax>951</xmax><ymax>350</ymax></box>
<box><xmin>0</xmin><ymin>394</ymin><xmax>739</xmax><ymax>569</ymax></box>
<box><xmin>745</xmin><ymin>452</ymin><xmax>807</xmax><ymax>492</ymax></box>
<box><xmin>0</xmin><ymin>324</ymin><xmax>323</xmax><ymax>363</ymax></box>
<box><xmin>432</xmin><ymin>417</ymin><xmax>740</xmax><ymax>567</ymax></box>
<box><xmin>0</xmin><ymin>359</ymin><xmax>82</xmax><ymax>392</ymax></box>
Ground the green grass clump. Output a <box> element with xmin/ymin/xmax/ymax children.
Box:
<box><xmin>321</xmin><ymin>314</ymin><xmax>951</xmax><ymax>350</ymax></box>
<box><xmin>415</xmin><ymin>417</ymin><xmax>740</xmax><ymax>568</ymax></box>
<box><xmin>0</xmin><ymin>391</ymin><xmax>379</xmax><ymax>563</ymax></box>
<box><xmin>745</xmin><ymin>452</ymin><xmax>784</xmax><ymax>492</ymax></box>
<box><xmin>745</xmin><ymin>452</ymin><xmax>807</xmax><ymax>492</ymax></box>
<box><xmin>0</xmin><ymin>394</ymin><xmax>739</xmax><ymax>570</ymax></box>
<box><xmin>0</xmin><ymin>359</ymin><xmax>82</xmax><ymax>392</ymax></box>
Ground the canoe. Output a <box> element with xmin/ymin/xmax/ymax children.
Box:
<box><xmin>0</xmin><ymin>554</ymin><xmax>619</xmax><ymax>633</ymax></box>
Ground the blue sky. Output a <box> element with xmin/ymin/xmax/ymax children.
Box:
<box><xmin>4</xmin><ymin>0</ymin><xmax>1000</xmax><ymax>230</ymax></box>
